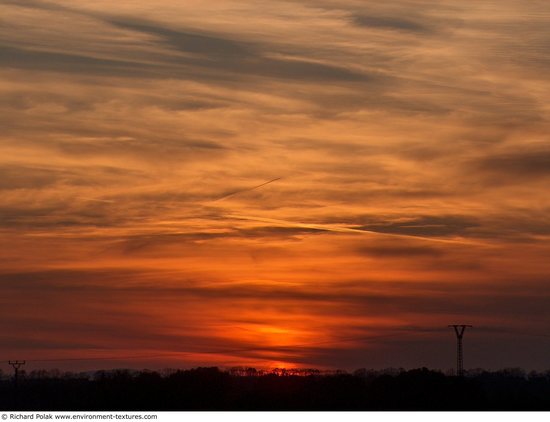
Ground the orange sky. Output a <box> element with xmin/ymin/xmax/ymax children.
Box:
<box><xmin>1</xmin><ymin>0</ymin><xmax>550</xmax><ymax>372</ymax></box>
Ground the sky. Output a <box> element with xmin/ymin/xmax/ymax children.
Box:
<box><xmin>1</xmin><ymin>0</ymin><xmax>550</xmax><ymax>373</ymax></box>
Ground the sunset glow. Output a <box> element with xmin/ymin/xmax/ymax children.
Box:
<box><xmin>1</xmin><ymin>0</ymin><xmax>550</xmax><ymax>372</ymax></box>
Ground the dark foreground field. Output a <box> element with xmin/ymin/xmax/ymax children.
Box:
<box><xmin>2</xmin><ymin>367</ymin><xmax>550</xmax><ymax>411</ymax></box>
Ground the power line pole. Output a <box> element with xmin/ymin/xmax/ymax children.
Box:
<box><xmin>8</xmin><ymin>360</ymin><xmax>25</xmax><ymax>410</ymax></box>
<box><xmin>9</xmin><ymin>360</ymin><xmax>25</xmax><ymax>385</ymax></box>
<box><xmin>448</xmin><ymin>325</ymin><xmax>472</xmax><ymax>377</ymax></box>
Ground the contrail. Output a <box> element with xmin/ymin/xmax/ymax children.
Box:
<box><xmin>210</xmin><ymin>177</ymin><xmax>282</xmax><ymax>202</ymax></box>
<box><xmin>77</xmin><ymin>197</ymin><xmax>116</xmax><ymax>203</ymax></box>
<box><xmin>226</xmin><ymin>214</ymin><xmax>485</xmax><ymax>245</ymax></box>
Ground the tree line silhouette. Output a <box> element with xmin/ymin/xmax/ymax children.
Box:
<box><xmin>2</xmin><ymin>366</ymin><xmax>550</xmax><ymax>410</ymax></box>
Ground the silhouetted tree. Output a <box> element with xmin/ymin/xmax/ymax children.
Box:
<box><xmin>1</xmin><ymin>366</ymin><xmax>550</xmax><ymax>411</ymax></box>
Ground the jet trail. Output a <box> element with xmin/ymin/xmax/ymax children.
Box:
<box><xmin>210</xmin><ymin>177</ymin><xmax>282</xmax><ymax>202</ymax></box>
<box><xmin>226</xmin><ymin>214</ymin><xmax>487</xmax><ymax>246</ymax></box>
<box><xmin>77</xmin><ymin>197</ymin><xmax>116</xmax><ymax>203</ymax></box>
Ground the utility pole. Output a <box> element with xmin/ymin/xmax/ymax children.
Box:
<box><xmin>8</xmin><ymin>360</ymin><xmax>25</xmax><ymax>410</ymax></box>
<box><xmin>448</xmin><ymin>325</ymin><xmax>472</xmax><ymax>377</ymax></box>
<box><xmin>9</xmin><ymin>360</ymin><xmax>25</xmax><ymax>385</ymax></box>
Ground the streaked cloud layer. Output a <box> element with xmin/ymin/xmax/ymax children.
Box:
<box><xmin>1</xmin><ymin>0</ymin><xmax>550</xmax><ymax>371</ymax></box>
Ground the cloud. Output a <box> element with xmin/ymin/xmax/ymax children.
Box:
<box><xmin>356</xmin><ymin>244</ymin><xmax>445</xmax><ymax>258</ymax></box>
<box><xmin>1</xmin><ymin>0</ymin><xmax>550</xmax><ymax>370</ymax></box>
<box><xmin>2</xmin><ymin>266</ymin><xmax>550</xmax><ymax>367</ymax></box>
<box><xmin>107</xmin><ymin>17</ymin><xmax>371</xmax><ymax>83</ymax></box>
<box><xmin>55</xmin><ymin>136</ymin><xmax>227</xmax><ymax>159</ymax></box>
<box><xmin>474</xmin><ymin>149</ymin><xmax>550</xmax><ymax>180</ymax></box>
<box><xmin>3</xmin><ymin>11</ymin><xmax>371</xmax><ymax>84</ymax></box>
<box><xmin>351</xmin><ymin>14</ymin><xmax>430</xmax><ymax>33</ymax></box>
<box><xmin>1</xmin><ymin>267</ymin><xmax>547</xmax><ymax>318</ymax></box>
<box><xmin>356</xmin><ymin>215</ymin><xmax>480</xmax><ymax>238</ymax></box>
<box><xmin>1</xmin><ymin>45</ymin><xmax>163</xmax><ymax>78</ymax></box>
<box><xmin>0</xmin><ymin>165</ymin><xmax>66</xmax><ymax>190</ymax></box>
<box><xmin>106</xmin><ymin>19</ymin><xmax>254</xmax><ymax>58</ymax></box>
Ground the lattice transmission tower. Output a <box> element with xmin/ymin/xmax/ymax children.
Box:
<box><xmin>448</xmin><ymin>325</ymin><xmax>472</xmax><ymax>376</ymax></box>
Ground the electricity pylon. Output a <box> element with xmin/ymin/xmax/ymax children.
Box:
<box><xmin>8</xmin><ymin>360</ymin><xmax>25</xmax><ymax>410</ymax></box>
<box><xmin>448</xmin><ymin>325</ymin><xmax>472</xmax><ymax>377</ymax></box>
<box><xmin>8</xmin><ymin>360</ymin><xmax>25</xmax><ymax>386</ymax></box>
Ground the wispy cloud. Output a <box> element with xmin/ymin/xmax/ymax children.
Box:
<box><xmin>1</xmin><ymin>0</ymin><xmax>550</xmax><ymax>370</ymax></box>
